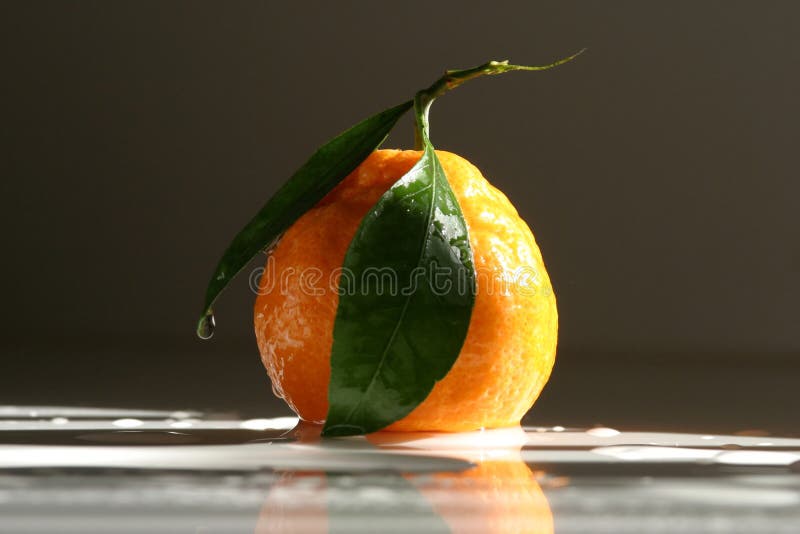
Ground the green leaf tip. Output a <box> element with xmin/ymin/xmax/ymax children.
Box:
<box><xmin>412</xmin><ymin>50</ymin><xmax>585</xmax><ymax>148</ymax></box>
<box><xmin>485</xmin><ymin>49</ymin><xmax>587</xmax><ymax>74</ymax></box>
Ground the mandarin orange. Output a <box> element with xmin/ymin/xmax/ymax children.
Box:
<box><xmin>254</xmin><ymin>149</ymin><xmax>557</xmax><ymax>431</ymax></box>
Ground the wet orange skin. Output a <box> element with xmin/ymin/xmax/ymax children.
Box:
<box><xmin>254</xmin><ymin>149</ymin><xmax>558</xmax><ymax>432</ymax></box>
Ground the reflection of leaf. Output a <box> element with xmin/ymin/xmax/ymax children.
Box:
<box><xmin>323</xmin><ymin>142</ymin><xmax>476</xmax><ymax>437</ymax></box>
<box><xmin>255</xmin><ymin>428</ymin><xmax>459</xmax><ymax>533</ymax></box>
<box><xmin>326</xmin><ymin>471</ymin><xmax>450</xmax><ymax>534</ymax></box>
<box><xmin>197</xmin><ymin>100</ymin><xmax>413</xmax><ymax>337</ymax></box>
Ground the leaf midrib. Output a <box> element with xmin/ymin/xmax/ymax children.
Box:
<box><xmin>339</xmin><ymin>151</ymin><xmax>439</xmax><ymax>427</ymax></box>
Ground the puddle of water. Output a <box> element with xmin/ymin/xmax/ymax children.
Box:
<box><xmin>0</xmin><ymin>406</ymin><xmax>203</xmax><ymax>420</ymax></box>
<box><xmin>1</xmin><ymin>407</ymin><xmax>798</xmax><ymax>533</ymax></box>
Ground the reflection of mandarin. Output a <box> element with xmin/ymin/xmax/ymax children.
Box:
<box><xmin>255</xmin><ymin>462</ymin><xmax>552</xmax><ymax>534</ymax></box>
<box><xmin>412</xmin><ymin>460</ymin><xmax>553</xmax><ymax>534</ymax></box>
<box><xmin>255</xmin><ymin>462</ymin><xmax>553</xmax><ymax>534</ymax></box>
<box><xmin>368</xmin><ymin>427</ymin><xmax>553</xmax><ymax>533</ymax></box>
<box><xmin>255</xmin><ymin>471</ymin><xmax>327</xmax><ymax>534</ymax></box>
<box><xmin>254</xmin><ymin>149</ymin><xmax>558</xmax><ymax>431</ymax></box>
<box><xmin>257</xmin><ymin>426</ymin><xmax>553</xmax><ymax>534</ymax></box>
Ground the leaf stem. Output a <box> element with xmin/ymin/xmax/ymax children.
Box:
<box><xmin>412</xmin><ymin>50</ymin><xmax>586</xmax><ymax>149</ymax></box>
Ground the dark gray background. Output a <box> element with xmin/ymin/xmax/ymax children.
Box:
<box><xmin>1</xmin><ymin>1</ymin><xmax>798</xmax><ymax>432</ymax></box>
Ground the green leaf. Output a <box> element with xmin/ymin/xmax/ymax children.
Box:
<box><xmin>322</xmin><ymin>143</ymin><xmax>477</xmax><ymax>437</ymax></box>
<box><xmin>196</xmin><ymin>100</ymin><xmax>413</xmax><ymax>338</ymax></box>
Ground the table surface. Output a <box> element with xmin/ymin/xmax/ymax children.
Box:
<box><xmin>1</xmin><ymin>406</ymin><xmax>799</xmax><ymax>533</ymax></box>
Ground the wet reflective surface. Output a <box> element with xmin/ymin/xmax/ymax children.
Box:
<box><xmin>1</xmin><ymin>407</ymin><xmax>799</xmax><ymax>533</ymax></box>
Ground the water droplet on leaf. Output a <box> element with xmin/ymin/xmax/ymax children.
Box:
<box><xmin>197</xmin><ymin>312</ymin><xmax>215</xmax><ymax>340</ymax></box>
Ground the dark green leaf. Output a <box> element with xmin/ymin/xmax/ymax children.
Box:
<box><xmin>322</xmin><ymin>144</ymin><xmax>476</xmax><ymax>437</ymax></box>
<box><xmin>197</xmin><ymin>100</ymin><xmax>413</xmax><ymax>338</ymax></box>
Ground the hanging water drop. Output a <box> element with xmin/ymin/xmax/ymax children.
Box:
<box><xmin>197</xmin><ymin>312</ymin><xmax>215</xmax><ymax>340</ymax></box>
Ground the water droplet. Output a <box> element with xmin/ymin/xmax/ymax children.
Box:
<box><xmin>240</xmin><ymin>417</ymin><xmax>299</xmax><ymax>431</ymax></box>
<box><xmin>50</xmin><ymin>417</ymin><xmax>69</xmax><ymax>425</ymax></box>
<box><xmin>552</xmin><ymin>425</ymin><xmax>565</xmax><ymax>432</ymax></box>
<box><xmin>112</xmin><ymin>418</ymin><xmax>143</xmax><ymax>428</ymax></box>
<box><xmin>586</xmin><ymin>427</ymin><xmax>620</xmax><ymax>438</ymax></box>
<box><xmin>197</xmin><ymin>312</ymin><xmax>215</xmax><ymax>340</ymax></box>
<box><xmin>170</xmin><ymin>419</ymin><xmax>198</xmax><ymax>429</ymax></box>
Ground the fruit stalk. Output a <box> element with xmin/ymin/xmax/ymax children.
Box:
<box><xmin>413</xmin><ymin>53</ymin><xmax>585</xmax><ymax>149</ymax></box>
